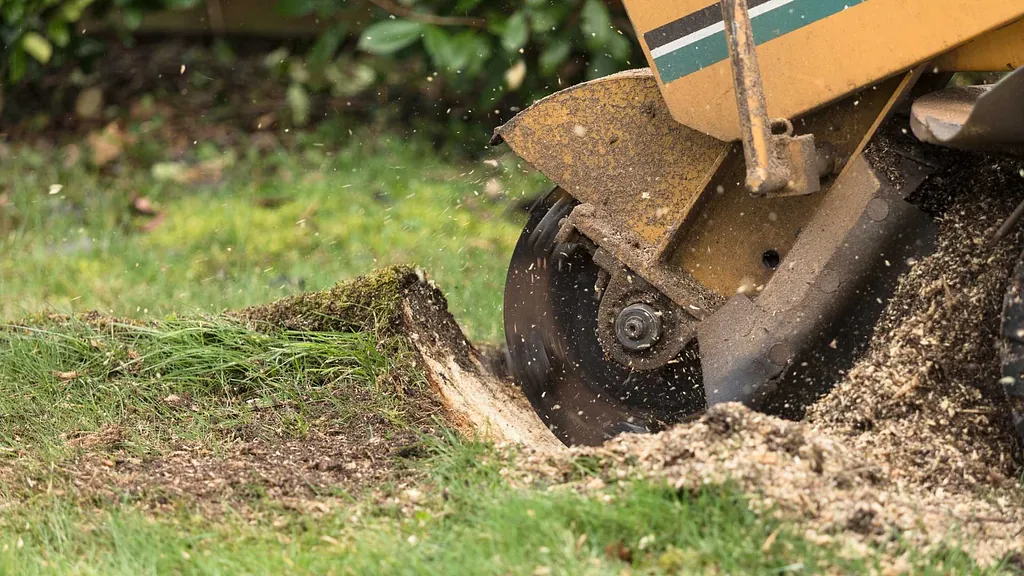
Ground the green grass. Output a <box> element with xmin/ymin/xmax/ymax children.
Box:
<box><xmin>0</xmin><ymin>128</ymin><xmax>1009</xmax><ymax>574</ymax></box>
<box><xmin>0</xmin><ymin>315</ymin><xmax>405</xmax><ymax>460</ymax></box>
<box><xmin>0</xmin><ymin>435</ymin><xmax>997</xmax><ymax>576</ymax></box>
<box><xmin>0</xmin><ymin>483</ymin><xmax>838</xmax><ymax>575</ymax></box>
<box><xmin>0</xmin><ymin>311</ymin><xmax>1004</xmax><ymax>575</ymax></box>
<box><xmin>0</xmin><ymin>125</ymin><xmax>537</xmax><ymax>342</ymax></box>
<box><xmin>0</xmin><ymin>264</ymin><xmax>440</xmax><ymax>464</ymax></box>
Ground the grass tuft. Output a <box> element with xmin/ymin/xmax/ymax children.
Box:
<box><xmin>0</xmin><ymin>311</ymin><xmax>415</xmax><ymax>459</ymax></box>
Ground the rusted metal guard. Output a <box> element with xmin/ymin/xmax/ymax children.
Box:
<box><xmin>719</xmin><ymin>0</ymin><xmax>827</xmax><ymax>197</ymax></box>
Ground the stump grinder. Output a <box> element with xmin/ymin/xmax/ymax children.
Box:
<box><xmin>498</xmin><ymin>0</ymin><xmax>1024</xmax><ymax>446</ymax></box>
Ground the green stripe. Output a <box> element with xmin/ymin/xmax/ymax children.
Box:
<box><xmin>653</xmin><ymin>0</ymin><xmax>866</xmax><ymax>84</ymax></box>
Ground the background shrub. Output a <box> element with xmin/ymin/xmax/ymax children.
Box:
<box><xmin>1</xmin><ymin>0</ymin><xmax>644</xmax><ymax>127</ymax></box>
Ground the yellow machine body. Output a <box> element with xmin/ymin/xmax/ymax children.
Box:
<box><xmin>499</xmin><ymin>0</ymin><xmax>1024</xmax><ymax>446</ymax></box>
<box><xmin>621</xmin><ymin>0</ymin><xmax>1024</xmax><ymax>141</ymax></box>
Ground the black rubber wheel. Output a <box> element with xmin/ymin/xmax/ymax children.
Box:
<box><xmin>503</xmin><ymin>188</ymin><xmax>705</xmax><ymax>446</ymax></box>
<box><xmin>999</xmin><ymin>253</ymin><xmax>1024</xmax><ymax>445</ymax></box>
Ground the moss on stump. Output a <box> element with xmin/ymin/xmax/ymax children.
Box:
<box><xmin>235</xmin><ymin>266</ymin><xmax>423</xmax><ymax>334</ymax></box>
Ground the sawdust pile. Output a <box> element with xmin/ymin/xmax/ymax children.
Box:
<box><xmin>511</xmin><ymin>153</ymin><xmax>1024</xmax><ymax>565</ymax></box>
<box><xmin>808</xmin><ymin>159</ymin><xmax>1024</xmax><ymax>492</ymax></box>
<box><xmin>513</xmin><ymin>405</ymin><xmax>1023</xmax><ymax>565</ymax></box>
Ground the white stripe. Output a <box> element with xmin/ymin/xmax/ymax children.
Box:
<box><xmin>650</xmin><ymin>0</ymin><xmax>798</xmax><ymax>59</ymax></box>
<box><xmin>649</xmin><ymin>21</ymin><xmax>725</xmax><ymax>59</ymax></box>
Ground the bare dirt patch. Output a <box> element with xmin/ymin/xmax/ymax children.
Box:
<box><xmin>64</xmin><ymin>416</ymin><xmax>426</xmax><ymax>512</ymax></box>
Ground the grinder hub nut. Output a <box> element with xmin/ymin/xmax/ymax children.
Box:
<box><xmin>615</xmin><ymin>304</ymin><xmax>662</xmax><ymax>351</ymax></box>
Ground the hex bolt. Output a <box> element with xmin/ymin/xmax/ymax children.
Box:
<box><xmin>768</xmin><ymin>341</ymin><xmax>792</xmax><ymax>367</ymax></box>
<box><xmin>867</xmin><ymin>198</ymin><xmax>890</xmax><ymax>222</ymax></box>
<box><xmin>818</xmin><ymin>270</ymin><xmax>841</xmax><ymax>294</ymax></box>
<box><xmin>615</xmin><ymin>304</ymin><xmax>662</xmax><ymax>351</ymax></box>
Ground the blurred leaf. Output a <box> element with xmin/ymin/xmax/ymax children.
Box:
<box><xmin>423</xmin><ymin>27</ymin><xmax>468</xmax><ymax>72</ymax></box>
<box><xmin>324</xmin><ymin>61</ymin><xmax>376</xmax><ymax>97</ymax></box>
<box><xmin>529</xmin><ymin>7</ymin><xmax>559</xmax><ymax>35</ymax></box>
<box><xmin>8</xmin><ymin>48</ymin><xmax>27</xmax><ymax>82</ymax></box>
<box><xmin>581</xmin><ymin>0</ymin><xmax>613</xmax><ymax>51</ymax></box>
<box><xmin>423</xmin><ymin>27</ymin><xmax>455</xmax><ymax>70</ymax></box>
<box><xmin>122</xmin><ymin>8</ymin><xmax>143</xmax><ymax>30</ymax></box>
<box><xmin>357</xmin><ymin>20</ymin><xmax>423</xmax><ymax>56</ymax></box>
<box><xmin>607</xmin><ymin>33</ymin><xmax>631</xmax><ymax>62</ymax></box>
<box><xmin>286</xmin><ymin>83</ymin><xmax>310</xmax><ymax>126</ymax></box>
<box><xmin>21</xmin><ymin>32</ymin><xmax>53</xmax><ymax>64</ymax></box>
<box><xmin>586</xmin><ymin>53</ymin><xmax>618</xmax><ymax>81</ymax></box>
<box><xmin>275</xmin><ymin>0</ymin><xmax>317</xmax><ymax>17</ymax></box>
<box><xmin>46</xmin><ymin>20</ymin><xmax>70</xmax><ymax>48</ymax></box>
<box><xmin>60</xmin><ymin>0</ymin><xmax>96</xmax><ymax>22</ymax></box>
<box><xmin>460</xmin><ymin>34</ymin><xmax>492</xmax><ymax>76</ymax></box>
<box><xmin>307</xmin><ymin>24</ymin><xmax>345</xmax><ymax>74</ymax></box>
<box><xmin>501</xmin><ymin>11</ymin><xmax>529</xmax><ymax>53</ymax></box>
<box><xmin>263</xmin><ymin>47</ymin><xmax>291</xmax><ymax>72</ymax></box>
<box><xmin>424</xmin><ymin>27</ymin><xmax>489</xmax><ymax>75</ymax></box>
<box><xmin>539</xmin><ymin>40</ymin><xmax>571</xmax><ymax>75</ymax></box>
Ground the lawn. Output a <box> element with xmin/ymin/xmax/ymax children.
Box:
<box><xmin>0</xmin><ymin>126</ymin><xmax>1007</xmax><ymax>574</ymax></box>
<box><xmin>0</xmin><ymin>124</ymin><xmax>534</xmax><ymax>342</ymax></box>
<box><xmin>0</xmin><ymin>301</ymin><xmax>984</xmax><ymax>576</ymax></box>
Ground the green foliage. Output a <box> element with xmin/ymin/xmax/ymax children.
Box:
<box><xmin>1</xmin><ymin>0</ymin><xmax>93</xmax><ymax>82</ymax></box>
<box><xmin>3</xmin><ymin>0</ymin><xmax>638</xmax><ymax>122</ymax></box>
<box><xmin>356</xmin><ymin>0</ymin><xmax>638</xmax><ymax>91</ymax></box>
<box><xmin>274</xmin><ymin>0</ymin><xmax>641</xmax><ymax>121</ymax></box>
<box><xmin>0</xmin><ymin>0</ymin><xmax>196</xmax><ymax>84</ymax></box>
<box><xmin>358</xmin><ymin>19</ymin><xmax>425</xmax><ymax>55</ymax></box>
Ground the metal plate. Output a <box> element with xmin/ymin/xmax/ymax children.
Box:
<box><xmin>670</xmin><ymin>76</ymin><xmax>908</xmax><ymax>297</ymax></box>
<box><xmin>911</xmin><ymin>67</ymin><xmax>1024</xmax><ymax>155</ymax></box>
<box><xmin>620</xmin><ymin>0</ymin><xmax>1024</xmax><ymax>140</ymax></box>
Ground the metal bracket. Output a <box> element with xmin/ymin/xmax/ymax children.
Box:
<box><xmin>720</xmin><ymin>0</ymin><xmax>834</xmax><ymax>197</ymax></box>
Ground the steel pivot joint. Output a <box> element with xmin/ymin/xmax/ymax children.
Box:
<box><xmin>720</xmin><ymin>0</ymin><xmax>834</xmax><ymax>197</ymax></box>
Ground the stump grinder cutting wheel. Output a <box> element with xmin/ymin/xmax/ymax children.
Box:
<box><xmin>497</xmin><ymin>0</ymin><xmax>1024</xmax><ymax>446</ymax></box>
